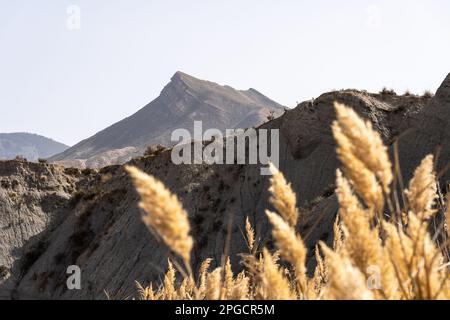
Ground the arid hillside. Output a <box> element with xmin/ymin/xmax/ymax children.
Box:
<box><xmin>0</xmin><ymin>73</ymin><xmax>448</xmax><ymax>299</ymax></box>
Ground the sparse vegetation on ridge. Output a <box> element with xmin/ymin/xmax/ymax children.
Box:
<box><xmin>423</xmin><ymin>90</ymin><xmax>435</xmax><ymax>98</ymax></box>
<box><xmin>127</xmin><ymin>102</ymin><xmax>450</xmax><ymax>300</ymax></box>
<box><xmin>380</xmin><ymin>87</ymin><xmax>396</xmax><ymax>96</ymax></box>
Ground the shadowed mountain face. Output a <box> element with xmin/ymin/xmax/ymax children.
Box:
<box><xmin>0</xmin><ymin>133</ymin><xmax>68</xmax><ymax>162</ymax></box>
<box><xmin>0</xmin><ymin>74</ymin><xmax>448</xmax><ymax>300</ymax></box>
<box><xmin>50</xmin><ymin>72</ymin><xmax>284</xmax><ymax>167</ymax></box>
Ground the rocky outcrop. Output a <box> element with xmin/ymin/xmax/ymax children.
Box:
<box><xmin>50</xmin><ymin>72</ymin><xmax>284</xmax><ymax>168</ymax></box>
<box><xmin>1</xmin><ymin>74</ymin><xmax>448</xmax><ymax>300</ymax></box>
<box><xmin>0</xmin><ymin>160</ymin><xmax>80</xmax><ymax>298</ymax></box>
<box><xmin>398</xmin><ymin>73</ymin><xmax>450</xmax><ymax>186</ymax></box>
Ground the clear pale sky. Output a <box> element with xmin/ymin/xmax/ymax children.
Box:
<box><xmin>1</xmin><ymin>1</ymin><xmax>449</xmax><ymax>146</ymax></box>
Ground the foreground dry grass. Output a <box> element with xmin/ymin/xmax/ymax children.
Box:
<box><xmin>126</xmin><ymin>102</ymin><xmax>450</xmax><ymax>300</ymax></box>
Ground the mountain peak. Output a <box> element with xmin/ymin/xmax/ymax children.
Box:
<box><xmin>50</xmin><ymin>73</ymin><xmax>283</xmax><ymax>165</ymax></box>
<box><xmin>170</xmin><ymin>71</ymin><xmax>200</xmax><ymax>84</ymax></box>
<box><xmin>171</xmin><ymin>70</ymin><xmax>189</xmax><ymax>80</ymax></box>
<box><xmin>168</xmin><ymin>71</ymin><xmax>205</xmax><ymax>92</ymax></box>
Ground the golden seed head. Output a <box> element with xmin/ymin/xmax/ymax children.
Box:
<box><xmin>268</xmin><ymin>162</ymin><xmax>299</xmax><ymax>227</ymax></box>
<box><xmin>405</xmin><ymin>155</ymin><xmax>437</xmax><ymax>220</ymax></box>
<box><xmin>333</xmin><ymin>102</ymin><xmax>392</xmax><ymax>194</ymax></box>
<box><xmin>126</xmin><ymin>165</ymin><xmax>193</xmax><ymax>264</ymax></box>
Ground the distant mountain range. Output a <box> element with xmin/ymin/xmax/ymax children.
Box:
<box><xmin>50</xmin><ymin>71</ymin><xmax>285</xmax><ymax>168</ymax></box>
<box><xmin>0</xmin><ymin>133</ymin><xmax>68</xmax><ymax>161</ymax></box>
